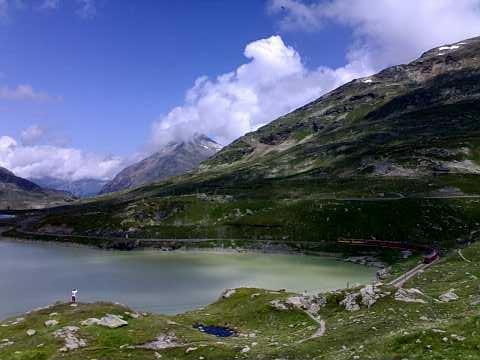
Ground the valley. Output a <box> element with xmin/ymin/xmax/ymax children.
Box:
<box><xmin>1</xmin><ymin>35</ymin><xmax>480</xmax><ymax>360</ymax></box>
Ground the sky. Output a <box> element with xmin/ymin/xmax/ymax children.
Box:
<box><xmin>1</xmin><ymin>0</ymin><xmax>480</xmax><ymax>181</ymax></box>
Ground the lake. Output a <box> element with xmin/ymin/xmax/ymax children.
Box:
<box><xmin>0</xmin><ymin>238</ymin><xmax>376</xmax><ymax>319</ymax></box>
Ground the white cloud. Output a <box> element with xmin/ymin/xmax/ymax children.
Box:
<box><xmin>20</xmin><ymin>125</ymin><xmax>45</xmax><ymax>146</ymax></box>
<box><xmin>39</xmin><ymin>0</ymin><xmax>61</xmax><ymax>10</ymax></box>
<box><xmin>76</xmin><ymin>0</ymin><xmax>96</xmax><ymax>19</ymax></box>
<box><xmin>150</xmin><ymin>1</ymin><xmax>480</xmax><ymax>149</ymax></box>
<box><xmin>0</xmin><ymin>0</ymin><xmax>8</xmax><ymax>19</ymax></box>
<box><xmin>269</xmin><ymin>0</ymin><xmax>480</xmax><ymax>69</ymax></box>
<box><xmin>0</xmin><ymin>133</ymin><xmax>126</xmax><ymax>181</ymax></box>
<box><xmin>267</xmin><ymin>0</ymin><xmax>323</xmax><ymax>31</ymax></box>
<box><xmin>150</xmin><ymin>35</ymin><xmax>372</xmax><ymax>148</ymax></box>
<box><xmin>0</xmin><ymin>84</ymin><xmax>61</xmax><ymax>102</ymax></box>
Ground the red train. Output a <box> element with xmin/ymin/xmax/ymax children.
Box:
<box><xmin>337</xmin><ymin>238</ymin><xmax>438</xmax><ymax>264</ymax></box>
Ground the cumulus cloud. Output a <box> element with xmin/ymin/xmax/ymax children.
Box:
<box><xmin>269</xmin><ymin>0</ymin><xmax>480</xmax><ymax>69</ymax></box>
<box><xmin>150</xmin><ymin>1</ymin><xmax>480</xmax><ymax>149</ymax></box>
<box><xmin>0</xmin><ymin>84</ymin><xmax>61</xmax><ymax>102</ymax></box>
<box><xmin>150</xmin><ymin>35</ymin><xmax>372</xmax><ymax>148</ymax></box>
<box><xmin>0</xmin><ymin>133</ymin><xmax>126</xmax><ymax>181</ymax></box>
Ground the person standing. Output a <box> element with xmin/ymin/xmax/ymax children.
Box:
<box><xmin>71</xmin><ymin>288</ymin><xmax>78</xmax><ymax>303</ymax></box>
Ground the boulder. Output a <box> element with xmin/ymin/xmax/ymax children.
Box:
<box><xmin>340</xmin><ymin>293</ymin><xmax>360</xmax><ymax>311</ymax></box>
<box><xmin>80</xmin><ymin>314</ymin><xmax>128</xmax><ymax>328</ymax></box>
<box><xmin>394</xmin><ymin>288</ymin><xmax>426</xmax><ymax>304</ymax></box>
<box><xmin>270</xmin><ymin>299</ymin><xmax>288</xmax><ymax>310</ymax></box>
<box><xmin>135</xmin><ymin>333</ymin><xmax>179</xmax><ymax>350</ymax></box>
<box><xmin>451</xmin><ymin>334</ymin><xmax>466</xmax><ymax>341</ymax></box>
<box><xmin>470</xmin><ymin>294</ymin><xmax>480</xmax><ymax>305</ymax></box>
<box><xmin>222</xmin><ymin>289</ymin><xmax>236</xmax><ymax>299</ymax></box>
<box><xmin>98</xmin><ymin>314</ymin><xmax>128</xmax><ymax>328</ymax></box>
<box><xmin>26</xmin><ymin>329</ymin><xmax>36</xmax><ymax>336</ymax></box>
<box><xmin>0</xmin><ymin>339</ymin><xmax>14</xmax><ymax>349</ymax></box>
<box><xmin>285</xmin><ymin>294</ymin><xmax>327</xmax><ymax>315</ymax></box>
<box><xmin>241</xmin><ymin>345</ymin><xmax>251</xmax><ymax>353</ymax></box>
<box><xmin>80</xmin><ymin>318</ymin><xmax>100</xmax><ymax>326</ymax></box>
<box><xmin>439</xmin><ymin>290</ymin><xmax>459</xmax><ymax>302</ymax></box>
<box><xmin>53</xmin><ymin>326</ymin><xmax>87</xmax><ymax>352</ymax></box>
<box><xmin>359</xmin><ymin>284</ymin><xmax>387</xmax><ymax>307</ymax></box>
<box><xmin>44</xmin><ymin>319</ymin><xmax>59</xmax><ymax>327</ymax></box>
<box><xmin>124</xmin><ymin>311</ymin><xmax>141</xmax><ymax>319</ymax></box>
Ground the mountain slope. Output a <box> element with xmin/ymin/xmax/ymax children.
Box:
<box><xmin>0</xmin><ymin>167</ymin><xmax>72</xmax><ymax>210</ymax></box>
<box><xmin>100</xmin><ymin>134</ymin><xmax>221</xmax><ymax>194</ymax></box>
<box><xmin>31</xmin><ymin>177</ymin><xmax>108</xmax><ymax>198</ymax></box>
<box><xmin>15</xmin><ymin>36</ymin><xmax>480</xmax><ymax>248</ymax></box>
<box><xmin>199</xmin><ymin>37</ymin><xmax>480</xmax><ymax>180</ymax></box>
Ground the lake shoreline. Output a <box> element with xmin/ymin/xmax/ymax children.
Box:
<box><xmin>0</xmin><ymin>239</ymin><xmax>378</xmax><ymax>320</ymax></box>
<box><xmin>0</xmin><ymin>234</ymin><xmax>386</xmax><ymax>269</ymax></box>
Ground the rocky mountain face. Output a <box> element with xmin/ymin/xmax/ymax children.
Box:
<box><xmin>200</xmin><ymin>37</ymin><xmax>480</xmax><ymax>180</ymax></box>
<box><xmin>31</xmin><ymin>177</ymin><xmax>108</xmax><ymax>198</ymax></box>
<box><xmin>0</xmin><ymin>167</ymin><xmax>72</xmax><ymax>210</ymax></box>
<box><xmin>100</xmin><ymin>134</ymin><xmax>221</xmax><ymax>194</ymax></box>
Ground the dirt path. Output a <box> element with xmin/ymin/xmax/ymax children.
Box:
<box><xmin>297</xmin><ymin>310</ymin><xmax>326</xmax><ymax>343</ymax></box>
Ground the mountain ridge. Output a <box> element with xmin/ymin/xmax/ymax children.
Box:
<box><xmin>100</xmin><ymin>134</ymin><xmax>221</xmax><ymax>194</ymax></box>
<box><xmin>198</xmin><ymin>36</ymin><xmax>480</xmax><ymax>180</ymax></box>
<box><xmin>0</xmin><ymin>167</ymin><xmax>73</xmax><ymax>210</ymax></box>
<box><xmin>30</xmin><ymin>177</ymin><xmax>108</xmax><ymax>198</ymax></box>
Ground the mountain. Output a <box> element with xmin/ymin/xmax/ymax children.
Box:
<box><xmin>30</xmin><ymin>177</ymin><xmax>108</xmax><ymax>198</ymax></box>
<box><xmin>17</xmin><ymin>36</ymin><xmax>480</xmax><ymax>248</ymax></box>
<box><xmin>100</xmin><ymin>134</ymin><xmax>221</xmax><ymax>194</ymax></box>
<box><xmin>200</xmin><ymin>37</ymin><xmax>480</xmax><ymax>179</ymax></box>
<box><xmin>0</xmin><ymin>167</ymin><xmax>73</xmax><ymax>210</ymax></box>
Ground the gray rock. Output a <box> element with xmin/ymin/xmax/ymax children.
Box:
<box><xmin>124</xmin><ymin>311</ymin><xmax>141</xmax><ymax>319</ymax></box>
<box><xmin>451</xmin><ymin>334</ymin><xmax>466</xmax><ymax>341</ymax></box>
<box><xmin>340</xmin><ymin>293</ymin><xmax>360</xmax><ymax>311</ymax></box>
<box><xmin>470</xmin><ymin>294</ymin><xmax>480</xmax><ymax>305</ymax></box>
<box><xmin>26</xmin><ymin>329</ymin><xmax>36</xmax><ymax>336</ymax></box>
<box><xmin>81</xmin><ymin>314</ymin><xmax>128</xmax><ymax>328</ymax></box>
<box><xmin>53</xmin><ymin>326</ymin><xmax>87</xmax><ymax>352</ymax></box>
<box><xmin>394</xmin><ymin>288</ymin><xmax>426</xmax><ymax>304</ymax></box>
<box><xmin>98</xmin><ymin>314</ymin><xmax>128</xmax><ymax>328</ymax></box>
<box><xmin>135</xmin><ymin>333</ymin><xmax>179</xmax><ymax>350</ymax></box>
<box><xmin>241</xmin><ymin>345</ymin><xmax>251</xmax><ymax>353</ymax></box>
<box><xmin>439</xmin><ymin>290</ymin><xmax>459</xmax><ymax>302</ymax></box>
<box><xmin>222</xmin><ymin>289</ymin><xmax>236</xmax><ymax>299</ymax></box>
<box><xmin>44</xmin><ymin>319</ymin><xmax>59</xmax><ymax>327</ymax></box>
<box><xmin>270</xmin><ymin>299</ymin><xmax>288</xmax><ymax>310</ymax></box>
<box><xmin>0</xmin><ymin>339</ymin><xmax>14</xmax><ymax>349</ymax></box>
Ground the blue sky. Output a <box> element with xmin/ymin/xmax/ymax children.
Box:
<box><xmin>1</xmin><ymin>0</ymin><xmax>480</xmax><ymax>181</ymax></box>
<box><xmin>0</xmin><ymin>0</ymin><xmax>351</xmax><ymax>156</ymax></box>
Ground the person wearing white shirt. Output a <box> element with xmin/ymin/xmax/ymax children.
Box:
<box><xmin>71</xmin><ymin>288</ymin><xmax>78</xmax><ymax>303</ymax></box>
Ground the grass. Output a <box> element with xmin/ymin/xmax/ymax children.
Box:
<box><xmin>1</xmin><ymin>240</ymin><xmax>479</xmax><ymax>359</ymax></box>
<box><xmin>16</xmin><ymin>180</ymin><xmax>480</xmax><ymax>252</ymax></box>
